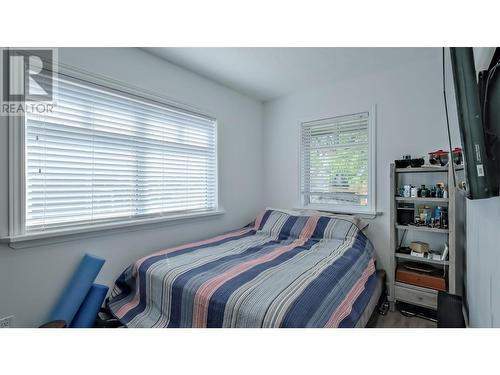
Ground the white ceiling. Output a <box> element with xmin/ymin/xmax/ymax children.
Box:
<box><xmin>143</xmin><ymin>48</ymin><xmax>437</xmax><ymax>102</ymax></box>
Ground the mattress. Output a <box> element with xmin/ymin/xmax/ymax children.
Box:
<box><xmin>108</xmin><ymin>209</ymin><xmax>378</xmax><ymax>328</ymax></box>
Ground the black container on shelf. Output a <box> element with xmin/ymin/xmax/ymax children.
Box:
<box><xmin>410</xmin><ymin>158</ymin><xmax>424</xmax><ymax>168</ymax></box>
<box><xmin>395</xmin><ymin>159</ymin><xmax>411</xmax><ymax>168</ymax></box>
<box><xmin>397</xmin><ymin>208</ymin><xmax>415</xmax><ymax>226</ymax></box>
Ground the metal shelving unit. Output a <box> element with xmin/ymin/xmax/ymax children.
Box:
<box><xmin>389</xmin><ymin>162</ymin><xmax>465</xmax><ymax>311</ymax></box>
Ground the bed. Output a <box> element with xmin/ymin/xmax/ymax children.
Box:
<box><xmin>108</xmin><ymin>208</ymin><xmax>383</xmax><ymax>328</ymax></box>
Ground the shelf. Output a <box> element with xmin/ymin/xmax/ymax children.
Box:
<box><xmin>396</xmin><ymin>224</ymin><xmax>449</xmax><ymax>233</ymax></box>
<box><xmin>396</xmin><ymin>166</ymin><xmax>448</xmax><ymax>173</ymax></box>
<box><xmin>390</xmin><ymin>161</ymin><xmax>462</xmax><ymax>306</ymax></box>
<box><xmin>395</xmin><ymin>197</ymin><xmax>448</xmax><ymax>203</ymax></box>
<box><xmin>395</xmin><ymin>253</ymin><xmax>449</xmax><ymax>266</ymax></box>
<box><xmin>395</xmin><ymin>165</ymin><xmax>464</xmax><ymax>173</ymax></box>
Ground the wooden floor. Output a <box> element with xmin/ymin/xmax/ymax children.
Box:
<box><xmin>367</xmin><ymin>310</ymin><xmax>437</xmax><ymax>328</ymax></box>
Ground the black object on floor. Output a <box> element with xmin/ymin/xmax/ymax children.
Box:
<box><xmin>39</xmin><ymin>319</ymin><xmax>67</xmax><ymax>328</ymax></box>
<box><xmin>437</xmin><ymin>292</ymin><xmax>466</xmax><ymax>328</ymax></box>
<box><xmin>376</xmin><ymin>271</ymin><xmax>389</xmax><ymax>316</ymax></box>
<box><xmin>377</xmin><ymin>294</ymin><xmax>389</xmax><ymax>316</ymax></box>
<box><xmin>93</xmin><ymin>306</ymin><xmax>124</xmax><ymax>328</ymax></box>
<box><xmin>397</xmin><ymin>302</ymin><xmax>437</xmax><ymax>323</ymax></box>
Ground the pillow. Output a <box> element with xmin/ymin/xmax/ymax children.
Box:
<box><xmin>258</xmin><ymin>208</ymin><xmax>366</xmax><ymax>241</ymax></box>
<box><xmin>265</xmin><ymin>207</ymin><xmax>369</xmax><ymax>232</ymax></box>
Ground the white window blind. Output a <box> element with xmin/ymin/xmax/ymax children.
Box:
<box><xmin>25</xmin><ymin>73</ymin><xmax>217</xmax><ymax>232</ymax></box>
<box><xmin>301</xmin><ymin>112</ymin><xmax>371</xmax><ymax>212</ymax></box>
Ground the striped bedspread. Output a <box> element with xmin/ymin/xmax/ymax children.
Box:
<box><xmin>108</xmin><ymin>209</ymin><xmax>377</xmax><ymax>328</ymax></box>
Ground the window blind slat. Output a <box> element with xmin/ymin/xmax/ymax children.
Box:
<box><xmin>25</xmin><ymin>73</ymin><xmax>217</xmax><ymax>232</ymax></box>
<box><xmin>37</xmin><ymin>74</ymin><xmax>215</xmax><ymax>128</ymax></box>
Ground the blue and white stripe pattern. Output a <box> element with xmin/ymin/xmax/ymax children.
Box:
<box><xmin>109</xmin><ymin>209</ymin><xmax>377</xmax><ymax>328</ymax></box>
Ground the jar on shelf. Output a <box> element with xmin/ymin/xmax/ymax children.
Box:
<box><xmin>430</xmin><ymin>185</ymin><xmax>437</xmax><ymax>198</ymax></box>
<box><xmin>420</xmin><ymin>185</ymin><xmax>430</xmax><ymax>198</ymax></box>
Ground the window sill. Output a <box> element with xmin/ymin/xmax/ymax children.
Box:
<box><xmin>0</xmin><ymin>209</ymin><xmax>226</xmax><ymax>249</ymax></box>
<box><xmin>294</xmin><ymin>206</ymin><xmax>381</xmax><ymax>219</ymax></box>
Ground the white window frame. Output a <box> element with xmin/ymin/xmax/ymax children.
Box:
<box><xmin>297</xmin><ymin>106</ymin><xmax>377</xmax><ymax>216</ymax></box>
<box><xmin>4</xmin><ymin>62</ymin><xmax>224</xmax><ymax>247</ymax></box>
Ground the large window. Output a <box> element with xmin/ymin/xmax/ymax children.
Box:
<box><xmin>23</xmin><ymin>72</ymin><xmax>218</xmax><ymax>233</ymax></box>
<box><xmin>300</xmin><ymin>111</ymin><xmax>375</xmax><ymax>215</ymax></box>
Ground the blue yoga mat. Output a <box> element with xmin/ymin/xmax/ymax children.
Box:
<box><xmin>48</xmin><ymin>254</ymin><xmax>105</xmax><ymax>325</ymax></box>
<box><xmin>70</xmin><ymin>284</ymin><xmax>109</xmax><ymax>328</ymax></box>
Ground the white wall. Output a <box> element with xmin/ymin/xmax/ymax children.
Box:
<box><xmin>0</xmin><ymin>48</ymin><xmax>264</xmax><ymax>327</ymax></box>
<box><xmin>466</xmin><ymin>198</ymin><xmax>500</xmax><ymax>327</ymax></box>
<box><xmin>262</xmin><ymin>49</ymin><xmax>459</xmax><ymax>285</ymax></box>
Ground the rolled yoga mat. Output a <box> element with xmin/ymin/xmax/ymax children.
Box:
<box><xmin>70</xmin><ymin>284</ymin><xmax>109</xmax><ymax>328</ymax></box>
<box><xmin>48</xmin><ymin>254</ymin><xmax>105</xmax><ymax>325</ymax></box>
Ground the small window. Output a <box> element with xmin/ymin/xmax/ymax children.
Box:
<box><xmin>300</xmin><ymin>111</ymin><xmax>375</xmax><ymax>214</ymax></box>
<box><xmin>24</xmin><ymin>72</ymin><xmax>218</xmax><ymax>233</ymax></box>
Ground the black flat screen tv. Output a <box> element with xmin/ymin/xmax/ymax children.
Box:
<box><xmin>450</xmin><ymin>47</ymin><xmax>500</xmax><ymax>199</ymax></box>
